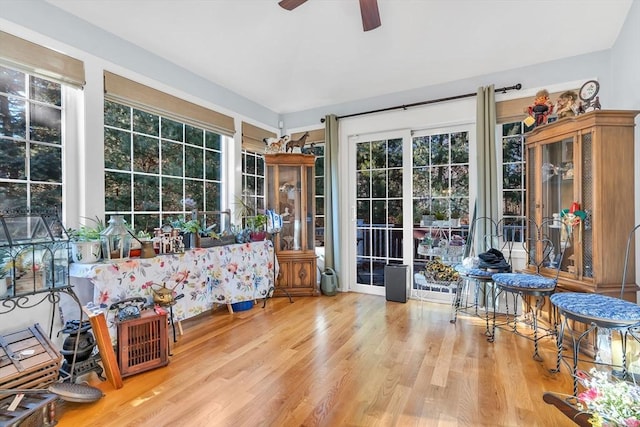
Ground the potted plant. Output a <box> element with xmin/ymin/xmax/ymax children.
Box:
<box><xmin>172</xmin><ymin>218</ymin><xmax>202</xmax><ymax>249</ymax></box>
<box><xmin>0</xmin><ymin>250</ymin><xmax>11</xmax><ymax>297</ymax></box>
<box><xmin>234</xmin><ymin>195</ymin><xmax>268</xmax><ymax>241</ymax></box>
<box><xmin>200</xmin><ymin>229</ymin><xmax>236</xmax><ymax>248</ymax></box>
<box><xmin>420</xmin><ymin>208</ymin><xmax>435</xmax><ymax>226</ymax></box>
<box><xmin>67</xmin><ymin>217</ymin><xmax>104</xmax><ymax>264</ymax></box>
<box><xmin>247</xmin><ymin>214</ymin><xmax>268</xmax><ymax>241</ymax></box>
<box><xmin>450</xmin><ymin>211</ymin><xmax>461</xmax><ymax>227</ymax></box>
<box><xmin>433</xmin><ymin>209</ymin><xmax>447</xmax><ymax>227</ymax></box>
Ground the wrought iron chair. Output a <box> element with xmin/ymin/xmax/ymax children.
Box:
<box><xmin>491</xmin><ymin>217</ymin><xmax>572</xmax><ymax>361</ymax></box>
<box><xmin>550</xmin><ymin>223</ymin><xmax>640</xmax><ymax>396</ymax></box>
<box><xmin>450</xmin><ymin>216</ymin><xmax>512</xmax><ymax>335</ymax></box>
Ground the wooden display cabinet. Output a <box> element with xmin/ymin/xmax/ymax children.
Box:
<box><xmin>525</xmin><ymin>110</ymin><xmax>639</xmax><ymax>353</ymax></box>
<box><xmin>525</xmin><ymin>110</ymin><xmax>639</xmax><ymax>297</ymax></box>
<box><xmin>265</xmin><ymin>153</ymin><xmax>318</xmax><ymax>297</ymax></box>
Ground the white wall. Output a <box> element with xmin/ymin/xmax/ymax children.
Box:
<box><xmin>610</xmin><ymin>0</ymin><xmax>640</xmax><ymax>302</ymax></box>
<box><xmin>283</xmin><ymin>49</ymin><xmax>613</xmax><ymax>129</ymax></box>
<box><xmin>0</xmin><ymin>0</ymin><xmax>280</xmax><ymax>128</ymax></box>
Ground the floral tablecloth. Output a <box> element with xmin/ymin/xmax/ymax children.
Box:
<box><xmin>69</xmin><ymin>241</ymin><xmax>275</xmax><ymax>325</ymax></box>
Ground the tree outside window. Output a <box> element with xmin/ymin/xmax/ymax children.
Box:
<box><xmin>104</xmin><ymin>100</ymin><xmax>223</xmax><ymax>234</ymax></box>
<box><xmin>0</xmin><ymin>65</ymin><xmax>63</xmax><ymax>212</ymax></box>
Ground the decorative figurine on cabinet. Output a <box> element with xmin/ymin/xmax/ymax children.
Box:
<box><xmin>525</xmin><ymin>89</ymin><xmax>554</xmax><ymax>127</ymax></box>
<box><xmin>285</xmin><ymin>131</ymin><xmax>310</xmax><ymax>153</ymax></box>
<box><xmin>263</xmin><ymin>135</ymin><xmax>289</xmax><ymax>154</ymax></box>
<box><xmin>554</xmin><ymin>90</ymin><xmax>579</xmax><ymax>119</ymax></box>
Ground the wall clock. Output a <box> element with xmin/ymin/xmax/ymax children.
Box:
<box><xmin>579</xmin><ymin>80</ymin><xmax>601</xmax><ymax>112</ymax></box>
<box><xmin>579</xmin><ymin>80</ymin><xmax>599</xmax><ymax>102</ymax></box>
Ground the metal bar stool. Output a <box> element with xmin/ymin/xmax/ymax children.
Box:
<box><xmin>491</xmin><ymin>218</ymin><xmax>571</xmax><ymax>361</ymax></box>
<box><xmin>450</xmin><ymin>216</ymin><xmax>513</xmax><ymax>337</ymax></box>
<box><xmin>550</xmin><ymin>223</ymin><xmax>640</xmax><ymax>396</ymax></box>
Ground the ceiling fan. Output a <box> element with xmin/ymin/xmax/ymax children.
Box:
<box><xmin>278</xmin><ymin>0</ymin><xmax>381</xmax><ymax>32</ymax></box>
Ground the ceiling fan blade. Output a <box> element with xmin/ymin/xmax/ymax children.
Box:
<box><xmin>278</xmin><ymin>0</ymin><xmax>308</xmax><ymax>11</ymax></box>
<box><xmin>359</xmin><ymin>0</ymin><xmax>381</xmax><ymax>31</ymax></box>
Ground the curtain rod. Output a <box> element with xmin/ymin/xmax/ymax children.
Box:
<box><xmin>320</xmin><ymin>83</ymin><xmax>522</xmax><ymax>123</ymax></box>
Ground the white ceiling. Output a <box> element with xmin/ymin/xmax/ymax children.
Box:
<box><xmin>45</xmin><ymin>0</ymin><xmax>632</xmax><ymax>114</ymax></box>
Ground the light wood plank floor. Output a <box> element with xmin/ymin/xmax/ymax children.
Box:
<box><xmin>56</xmin><ymin>293</ymin><xmax>580</xmax><ymax>426</ymax></box>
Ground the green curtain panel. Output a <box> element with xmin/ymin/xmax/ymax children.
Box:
<box><xmin>476</xmin><ymin>85</ymin><xmax>498</xmax><ymax>251</ymax></box>
<box><xmin>324</xmin><ymin>114</ymin><xmax>339</xmax><ymax>273</ymax></box>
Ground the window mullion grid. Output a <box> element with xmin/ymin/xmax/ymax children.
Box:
<box><xmin>128</xmin><ymin>106</ymin><xmax>135</xmax><ymax>222</ymax></box>
<box><xmin>24</xmin><ymin>78</ymin><xmax>32</xmax><ymax>204</ymax></box>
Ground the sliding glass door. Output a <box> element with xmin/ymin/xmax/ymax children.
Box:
<box><xmin>347</xmin><ymin>126</ymin><xmax>471</xmax><ymax>299</ymax></box>
<box><xmin>350</xmin><ymin>131</ymin><xmax>411</xmax><ymax>295</ymax></box>
<box><xmin>411</xmin><ymin>129</ymin><xmax>470</xmax><ymax>302</ymax></box>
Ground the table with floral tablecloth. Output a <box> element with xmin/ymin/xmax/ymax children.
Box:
<box><xmin>69</xmin><ymin>241</ymin><xmax>275</xmax><ymax>328</ymax></box>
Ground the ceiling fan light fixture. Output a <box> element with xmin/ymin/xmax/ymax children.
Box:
<box><xmin>278</xmin><ymin>0</ymin><xmax>308</xmax><ymax>11</ymax></box>
<box><xmin>359</xmin><ymin>0</ymin><xmax>381</xmax><ymax>31</ymax></box>
<box><xmin>279</xmin><ymin>0</ymin><xmax>381</xmax><ymax>32</ymax></box>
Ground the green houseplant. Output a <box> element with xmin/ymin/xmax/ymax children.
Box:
<box><xmin>67</xmin><ymin>216</ymin><xmax>105</xmax><ymax>264</ymax></box>
<box><xmin>246</xmin><ymin>214</ymin><xmax>268</xmax><ymax>241</ymax></box>
<box><xmin>419</xmin><ymin>207</ymin><xmax>434</xmax><ymax>226</ymax></box>
<box><xmin>234</xmin><ymin>196</ymin><xmax>268</xmax><ymax>241</ymax></box>
<box><xmin>170</xmin><ymin>218</ymin><xmax>202</xmax><ymax>249</ymax></box>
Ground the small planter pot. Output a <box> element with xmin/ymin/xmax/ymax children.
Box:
<box><xmin>250</xmin><ymin>231</ymin><xmax>267</xmax><ymax>242</ymax></box>
<box><xmin>71</xmin><ymin>241</ymin><xmax>102</xmax><ymax>264</ymax></box>
<box><xmin>421</xmin><ymin>215</ymin><xmax>435</xmax><ymax>226</ymax></box>
<box><xmin>182</xmin><ymin>232</ymin><xmax>201</xmax><ymax>249</ymax></box>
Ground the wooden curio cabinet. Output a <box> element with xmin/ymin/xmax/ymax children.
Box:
<box><xmin>265</xmin><ymin>153</ymin><xmax>318</xmax><ymax>297</ymax></box>
<box><xmin>525</xmin><ymin>110</ymin><xmax>639</xmax><ymax>300</ymax></box>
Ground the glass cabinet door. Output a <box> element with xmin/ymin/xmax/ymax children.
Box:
<box><xmin>304</xmin><ymin>166</ymin><xmax>314</xmax><ymax>251</ymax></box>
<box><xmin>266</xmin><ymin>160</ymin><xmax>315</xmax><ymax>253</ymax></box>
<box><xmin>539</xmin><ymin>137</ymin><xmax>577</xmax><ymax>276</ymax></box>
<box><xmin>277</xmin><ymin>165</ymin><xmax>302</xmax><ymax>251</ymax></box>
<box><xmin>541</xmin><ymin>137</ymin><xmax>574</xmax><ymax>220</ymax></box>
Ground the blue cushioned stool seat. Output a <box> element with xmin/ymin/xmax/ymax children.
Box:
<box><xmin>490</xmin><ymin>270</ymin><xmax>559</xmax><ymax>361</ymax></box>
<box><xmin>492</xmin><ymin>273</ymin><xmax>556</xmax><ymax>290</ymax></box>
<box><xmin>550</xmin><ymin>293</ymin><xmax>640</xmax><ymax>326</ymax></box>
<box><xmin>450</xmin><ymin>263</ymin><xmax>498</xmax><ymax>331</ymax></box>
<box><xmin>454</xmin><ymin>264</ymin><xmax>494</xmax><ymax>279</ymax></box>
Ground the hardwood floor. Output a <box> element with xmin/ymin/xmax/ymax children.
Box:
<box><xmin>56</xmin><ymin>293</ymin><xmax>580</xmax><ymax>426</ymax></box>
